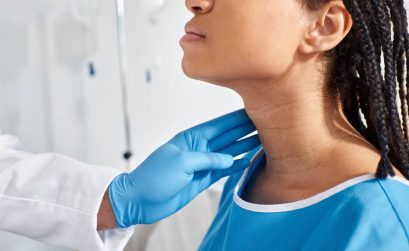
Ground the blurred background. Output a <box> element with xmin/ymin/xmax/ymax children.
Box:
<box><xmin>0</xmin><ymin>0</ymin><xmax>244</xmax><ymax>250</ymax></box>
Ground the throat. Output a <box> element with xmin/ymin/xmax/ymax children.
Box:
<box><xmin>240</xmin><ymin>154</ymin><xmax>333</xmax><ymax>204</ymax></box>
<box><xmin>241</xmin><ymin>165</ymin><xmax>321</xmax><ymax>204</ymax></box>
<box><xmin>240</xmin><ymin>145</ymin><xmax>389</xmax><ymax>205</ymax></box>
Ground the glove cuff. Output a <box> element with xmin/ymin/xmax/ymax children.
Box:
<box><xmin>108</xmin><ymin>173</ymin><xmax>141</xmax><ymax>228</ymax></box>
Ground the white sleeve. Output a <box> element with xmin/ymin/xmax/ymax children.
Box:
<box><xmin>0</xmin><ymin>132</ymin><xmax>134</xmax><ymax>251</ymax></box>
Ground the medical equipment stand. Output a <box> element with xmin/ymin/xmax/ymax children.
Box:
<box><xmin>115</xmin><ymin>0</ymin><xmax>133</xmax><ymax>169</ymax></box>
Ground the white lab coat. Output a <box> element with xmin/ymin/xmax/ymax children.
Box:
<box><xmin>0</xmin><ymin>131</ymin><xmax>134</xmax><ymax>251</ymax></box>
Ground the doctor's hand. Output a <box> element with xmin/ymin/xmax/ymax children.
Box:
<box><xmin>106</xmin><ymin>109</ymin><xmax>260</xmax><ymax>228</ymax></box>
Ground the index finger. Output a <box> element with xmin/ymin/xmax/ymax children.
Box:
<box><xmin>193</xmin><ymin>109</ymin><xmax>251</xmax><ymax>140</ymax></box>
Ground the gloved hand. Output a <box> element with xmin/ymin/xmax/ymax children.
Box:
<box><xmin>108</xmin><ymin>109</ymin><xmax>260</xmax><ymax>228</ymax></box>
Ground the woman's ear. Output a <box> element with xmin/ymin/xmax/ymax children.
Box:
<box><xmin>299</xmin><ymin>1</ymin><xmax>352</xmax><ymax>54</ymax></box>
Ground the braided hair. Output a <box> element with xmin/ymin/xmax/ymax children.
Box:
<box><xmin>302</xmin><ymin>0</ymin><xmax>409</xmax><ymax>179</ymax></box>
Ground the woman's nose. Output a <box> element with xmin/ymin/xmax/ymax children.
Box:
<box><xmin>185</xmin><ymin>0</ymin><xmax>213</xmax><ymax>14</ymax></box>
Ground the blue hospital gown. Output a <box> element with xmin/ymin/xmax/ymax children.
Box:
<box><xmin>199</xmin><ymin>148</ymin><xmax>409</xmax><ymax>250</ymax></box>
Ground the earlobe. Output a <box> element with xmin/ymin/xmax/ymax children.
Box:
<box><xmin>298</xmin><ymin>2</ymin><xmax>352</xmax><ymax>55</ymax></box>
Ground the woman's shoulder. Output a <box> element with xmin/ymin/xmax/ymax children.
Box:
<box><xmin>327</xmin><ymin>176</ymin><xmax>409</xmax><ymax>249</ymax></box>
<box><xmin>373</xmin><ymin>176</ymin><xmax>409</xmax><ymax>228</ymax></box>
<box><xmin>335</xmin><ymin>175</ymin><xmax>409</xmax><ymax>215</ymax></box>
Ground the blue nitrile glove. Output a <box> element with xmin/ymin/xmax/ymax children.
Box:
<box><xmin>108</xmin><ymin>109</ymin><xmax>260</xmax><ymax>228</ymax></box>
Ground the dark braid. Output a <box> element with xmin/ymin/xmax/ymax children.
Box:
<box><xmin>373</xmin><ymin>0</ymin><xmax>409</xmax><ymax>175</ymax></box>
<box><xmin>395</xmin><ymin>0</ymin><xmax>409</xmax><ymax>140</ymax></box>
<box><xmin>303</xmin><ymin>0</ymin><xmax>409</xmax><ymax>179</ymax></box>
<box><xmin>389</xmin><ymin>0</ymin><xmax>409</xmax><ymax>141</ymax></box>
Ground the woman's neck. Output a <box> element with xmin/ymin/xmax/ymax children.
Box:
<box><xmin>234</xmin><ymin>73</ymin><xmax>382</xmax><ymax>193</ymax></box>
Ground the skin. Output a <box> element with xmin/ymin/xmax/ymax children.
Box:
<box><xmin>97</xmin><ymin>190</ymin><xmax>116</xmax><ymax>230</ymax></box>
<box><xmin>182</xmin><ymin>0</ymin><xmax>405</xmax><ymax>204</ymax></box>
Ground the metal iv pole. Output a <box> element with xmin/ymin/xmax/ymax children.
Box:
<box><xmin>115</xmin><ymin>0</ymin><xmax>133</xmax><ymax>169</ymax></box>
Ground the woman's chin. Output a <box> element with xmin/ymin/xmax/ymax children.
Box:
<box><xmin>181</xmin><ymin>62</ymin><xmax>208</xmax><ymax>81</ymax></box>
<box><xmin>181</xmin><ymin>61</ymin><xmax>236</xmax><ymax>88</ymax></box>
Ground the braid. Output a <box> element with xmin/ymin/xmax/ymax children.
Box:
<box><xmin>372</xmin><ymin>0</ymin><xmax>409</xmax><ymax>176</ymax></box>
<box><xmin>387</xmin><ymin>0</ymin><xmax>409</xmax><ymax>140</ymax></box>
<box><xmin>304</xmin><ymin>0</ymin><xmax>409</xmax><ymax>179</ymax></box>
<box><xmin>394</xmin><ymin>0</ymin><xmax>409</xmax><ymax>141</ymax></box>
<box><xmin>345</xmin><ymin>0</ymin><xmax>394</xmax><ymax>178</ymax></box>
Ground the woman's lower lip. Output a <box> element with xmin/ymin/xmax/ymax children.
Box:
<box><xmin>179</xmin><ymin>33</ymin><xmax>205</xmax><ymax>44</ymax></box>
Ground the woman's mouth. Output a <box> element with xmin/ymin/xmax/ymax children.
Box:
<box><xmin>180</xmin><ymin>23</ymin><xmax>206</xmax><ymax>45</ymax></box>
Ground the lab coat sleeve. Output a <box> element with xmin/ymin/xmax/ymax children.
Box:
<box><xmin>0</xmin><ymin>132</ymin><xmax>135</xmax><ymax>251</ymax></box>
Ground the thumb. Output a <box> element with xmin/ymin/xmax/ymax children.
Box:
<box><xmin>181</xmin><ymin>152</ymin><xmax>234</xmax><ymax>174</ymax></box>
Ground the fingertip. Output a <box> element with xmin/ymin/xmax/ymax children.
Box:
<box><xmin>212</xmin><ymin>157</ymin><xmax>251</xmax><ymax>180</ymax></box>
<box><xmin>234</xmin><ymin>108</ymin><xmax>250</xmax><ymax>120</ymax></box>
<box><xmin>220</xmin><ymin>153</ymin><xmax>235</xmax><ymax>168</ymax></box>
<box><xmin>205</xmin><ymin>152</ymin><xmax>235</xmax><ymax>169</ymax></box>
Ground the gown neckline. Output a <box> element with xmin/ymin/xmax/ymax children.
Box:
<box><xmin>233</xmin><ymin>148</ymin><xmax>409</xmax><ymax>213</ymax></box>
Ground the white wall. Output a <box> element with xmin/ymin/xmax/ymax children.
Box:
<box><xmin>0</xmin><ymin>0</ymin><xmax>243</xmax><ymax>250</ymax></box>
<box><xmin>0</xmin><ymin>0</ymin><xmax>243</xmax><ymax>167</ymax></box>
